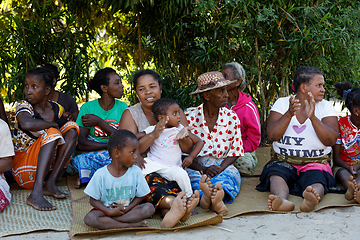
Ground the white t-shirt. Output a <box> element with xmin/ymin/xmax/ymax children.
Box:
<box><xmin>84</xmin><ymin>165</ymin><xmax>150</xmax><ymax>208</ymax></box>
<box><xmin>144</xmin><ymin>124</ymin><xmax>184</xmax><ymax>167</ymax></box>
<box><xmin>0</xmin><ymin>119</ymin><xmax>14</xmax><ymax>159</ymax></box>
<box><xmin>271</xmin><ymin>96</ymin><xmax>337</xmax><ymax>158</ymax></box>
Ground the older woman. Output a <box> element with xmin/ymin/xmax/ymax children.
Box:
<box><xmin>185</xmin><ymin>72</ymin><xmax>244</xmax><ymax>215</ymax></box>
<box><xmin>119</xmin><ymin>70</ymin><xmax>199</xmax><ymax>228</ymax></box>
<box><xmin>222</xmin><ymin>62</ymin><xmax>261</xmax><ymax>176</ymax></box>
<box><xmin>256</xmin><ymin>66</ymin><xmax>338</xmax><ymax>212</ymax></box>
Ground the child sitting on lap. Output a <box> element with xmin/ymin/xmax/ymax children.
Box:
<box><xmin>84</xmin><ymin>130</ymin><xmax>155</xmax><ymax>229</ymax></box>
<box><xmin>141</xmin><ymin>98</ymin><xmax>204</xmax><ymax>198</ymax></box>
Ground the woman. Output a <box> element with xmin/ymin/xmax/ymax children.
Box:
<box><xmin>12</xmin><ymin>67</ymin><xmax>79</xmax><ymax>211</ymax></box>
<box><xmin>256</xmin><ymin>66</ymin><xmax>338</xmax><ymax>212</ymax></box>
<box><xmin>222</xmin><ymin>62</ymin><xmax>261</xmax><ymax>176</ymax></box>
<box><xmin>185</xmin><ymin>71</ymin><xmax>244</xmax><ymax>215</ymax></box>
<box><xmin>69</xmin><ymin>68</ymin><xmax>127</xmax><ymax>187</ymax></box>
<box><xmin>119</xmin><ymin>70</ymin><xmax>199</xmax><ymax>228</ymax></box>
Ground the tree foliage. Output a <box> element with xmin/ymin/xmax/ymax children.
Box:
<box><xmin>1</xmin><ymin>0</ymin><xmax>359</xmax><ymax>142</ymax></box>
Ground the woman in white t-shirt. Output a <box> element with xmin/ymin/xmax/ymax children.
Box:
<box><xmin>256</xmin><ymin>66</ymin><xmax>338</xmax><ymax>212</ymax></box>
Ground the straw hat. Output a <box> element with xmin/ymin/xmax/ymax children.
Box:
<box><xmin>189</xmin><ymin>72</ymin><xmax>236</xmax><ymax>95</ymax></box>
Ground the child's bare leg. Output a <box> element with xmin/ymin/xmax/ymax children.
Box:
<box><xmin>199</xmin><ymin>175</ymin><xmax>213</xmax><ymax>209</ymax></box>
<box><xmin>84</xmin><ymin>210</ymin><xmax>148</xmax><ymax>229</ymax></box>
<box><xmin>44</xmin><ymin>129</ymin><xmax>78</xmax><ymax>199</ymax></box>
<box><xmin>113</xmin><ymin>203</ymin><xmax>155</xmax><ymax>223</ymax></box>
<box><xmin>299</xmin><ymin>183</ymin><xmax>323</xmax><ymax>212</ymax></box>
<box><xmin>210</xmin><ymin>183</ymin><xmax>228</xmax><ymax>216</ymax></box>
<box><xmin>345</xmin><ymin>175</ymin><xmax>357</xmax><ymax>200</ymax></box>
<box><xmin>161</xmin><ymin>191</ymin><xmax>187</xmax><ymax>228</ymax></box>
<box><xmin>268</xmin><ymin>175</ymin><xmax>294</xmax><ymax>211</ymax></box>
<box><xmin>27</xmin><ymin>140</ymin><xmax>59</xmax><ymax>211</ymax></box>
<box><xmin>181</xmin><ymin>190</ymin><xmax>200</xmax><ymax>222</ymax></box>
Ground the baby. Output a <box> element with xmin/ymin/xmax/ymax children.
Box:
<box><xmin>142</xmin><ymin>98</ymin><xmax>204</xmax><ymax>198</ymax></box>
<box><xmin>84</xmin><ymin>129</ymin><xmax>155</xmax><ymax>229</ymax></box>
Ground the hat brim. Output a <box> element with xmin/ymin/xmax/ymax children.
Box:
<box><xmin>189</xmin><ymin>79</ymin><xmax>237</xmax><ymax>95</ymax></box>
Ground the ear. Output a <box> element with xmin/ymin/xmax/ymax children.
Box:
<box><xmin>113</xmin><ymin>149</ymin><xmax>121</xmax><ymax>158</ymax></box>
<box><xmin>353</xmin><ymin>107</ymin><xmax>360</xmax><ymax>117</ymax></box>
<box><xmin>203</xmin><ymin>92</ymin><xmax>210</xmax><ymax>101</ymax></box>
<box><xmin>235</xmin><ymin>78</ymin><xmax>242</xmax><ymax>87</ymax></box>
<box><xmin>300</xmin><ymin>83</ymin><xmax>306</xmax><ymax>94</ymax></box>
<box><xmin>44</xmin><ymin>86</ymin><xmax>51</xmax><ymax>96</ymax></box>
<box><xmin>100</xmin><ymin>84</ymin><xmax>107</xmax><ymax>93</ymax></box>
<box><xmin>53</xmin><ymin>79</ymin><xmax>56</xmax><ymax>88</ymax></box>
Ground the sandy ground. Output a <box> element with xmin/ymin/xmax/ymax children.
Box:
<box><xmin>3</xmin><ymin>100</ymin><xmax>356</xmax><ymax>240</ymax></box>
<box><xmin>3</xmin><ymin>205</ymin><xmax>360</xmax><ymax>240</ymax></box>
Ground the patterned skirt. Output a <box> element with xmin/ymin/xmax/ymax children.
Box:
<box><xmin>185</xmin><ymin>156</ymin><xmax>241</xmax><ymax>203</ymax></box>
<box><xmin>68</xmin><ymin>136</ymin><xmax>111</xmax><ymax>185</ymax></box>
<box><xmin>143</xmin><ymin>172</ymin><xmax>181</xmax><ymax>209</ymax></box>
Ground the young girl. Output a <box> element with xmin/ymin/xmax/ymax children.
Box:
<box><xmin>141</xmin><ymin>98</ymin><xmax>204</xmax><ymax>199</ymax></box>
<box><xmin>84</xmin><ymin>129</ymin><xmax>155</xmax><ymax>229</ymax></box>
<box><xmin>12</xmin><ymin>67</ymin><xmax>79</xmax><ymax>211</ymax></box>
<box><xmin>334</xmin><ymin>82</ymin><xmax>360</xmax><ymax>203</ymax></box>
<box><xmin>69</xmin><ymin>68</ymin><xmax>128</xmax><ymax>188</ymax></box>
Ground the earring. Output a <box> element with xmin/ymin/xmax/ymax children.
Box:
<box><xmin>107</xmin><ymin>92</ymin><xmax>110</xmax><ymax>101</ymax></box>
<box><xmin>356</xmin><ymin>113</ymin><xmax>359</xmax><ymax>117</ymax></box>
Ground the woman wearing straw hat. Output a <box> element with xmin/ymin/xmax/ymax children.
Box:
<box><xmin>185</xmin><ymin>72</ymin><xmax>244</xmax><ymax>216</ymax></box>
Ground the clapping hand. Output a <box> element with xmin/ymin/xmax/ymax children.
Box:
<box><xmin>288</xmin><ymin>95</ymin><xmax>301</xmax><ymax>116</ymax></box>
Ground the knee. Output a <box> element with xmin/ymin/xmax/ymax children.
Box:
<box><xmin>141</xmin><ymin>203</ymin><xmax>155</xmax><ymax>217</ymax></box>
<box><xmin>84</xmin><ymin>211</ymin><xmax>98</xmax><ymax>227</ymax></box>
<box><xmin>64</xmin><ymin>128</ymin><xmax>78</xmax><ymax>143</ymax></box>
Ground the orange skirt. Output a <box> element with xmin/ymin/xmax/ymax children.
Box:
<box><xmin>12</xmin><ymin>121</ymin><xmax>79</xmax><ymax>189</ymax></box>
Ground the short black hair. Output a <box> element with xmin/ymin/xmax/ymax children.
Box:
<box><xmin>26</xmin><ymin>67</ymin><xmax>54</xmax><ymax>88</ymax></box>
<box><xmin>133</xmin><ymin>69</ymin><xmax>162</xmax><ymax>90</ymax></box>
<box><xmin>89</xmin><ymin>68</ymin><xmax>117</xmax><ymax>95</ymax></box>
<box><xmin>41</xmin><ymin>63</ymin><xmax>59</xmax><ymax>80</ymax></box>
<box><xmin>335</xmin><ymin>82</ymin><xmax>360</xmax><ymax>114</ymax></box>
<box><xmin>293</xmin><ymin>66</ymin><xmax>323</xmax><ymax>93</ymax></box>
<box><xmin>107</xmin><ymin>129</ymin><xmax>138</xmax><ymax>154</ymax></box>
<box><xmin>152</xmin><ymin>98</ymin><xmax>178</xmax><ymax>122</ymax></box>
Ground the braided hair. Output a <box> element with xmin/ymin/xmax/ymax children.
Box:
<box><xmin>293</xmin><ymin>66</ymin><xmax>323</xmax><ymax>93</ymax></box>
<box><xmin>335</xmin><ymin>82</ymin><xmax>360</xmax><ymax>114</ymax></box>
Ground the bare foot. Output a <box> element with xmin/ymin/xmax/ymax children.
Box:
<box><xmin>161</xmin><ymin>191</ymin><xmax>187</xmax><ymax>228</ymax></box>
<box><xmin>74</xmin><ymin>177</ymin><xmax>81</xmax><ymax>189</ymax></box>
<box><xmin>268</xmin><ymin>195</ymin><xmax>294</xmax><ymax>211</ymax></box>
<box><xmin>131</xmin><ymin>220</ymin><xmax>148</xmax><ymax>228</ymax></box>
<box><xmin>43</xmin><ymin>183</ymin><xmax>68</xmax><ymax>199</ymax></box>
<box><xmin>181</xmin><ymin>190</ymin><xmax>200</xmax><ymax>222</ymax></box>
<box><xmin>199</xmin><ymin>175</ymin><xmax>212</xmax><ymax>209</ymax></box>
<box><xmin>26</xmin><ymin>193</ymin><xmax>56</xmax><ymax>211</ymax></box>
<box><xmin>354</xmin><ymin>185</ymin><xmax>360</xmax><ymax>204</ymax></box>
<box><xmin>210</xmin><ymin>183</ymin><xmax>228</xmax><ymax>216</ymax></box>
<box><xmin>345</xmin><ymin>176</ymin><xmax>356</xmax><ymax>201</ymax></box>
<box><xmin>300</xmin><ymin>186</ymin><xmax>320</xmax><ymax>212</ymax></box>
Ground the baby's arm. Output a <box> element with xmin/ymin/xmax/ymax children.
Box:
<box><xmin>181</xmin><ymin>133</ymin><xmax>204</xmax><ymax>168</ymax></box>
<box><xmin>333</xmin><ymin>144</ymin><xmax>355</xmax><ymax>175</ymax></box>
<box><xmin>89</xmin><ymin>197</ymin><xmax>125</xmax><ymax>217</ymax></box>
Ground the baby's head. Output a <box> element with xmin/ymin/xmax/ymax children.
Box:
<box><xmin>107</xmin><ymin>129</ymin><xmax>138</xmax><ymax>168</ymax></box>
<box><xmin>152</xmin><ymin>98</ymin><xmax>181</xmax><ymax>128</ymax></box>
